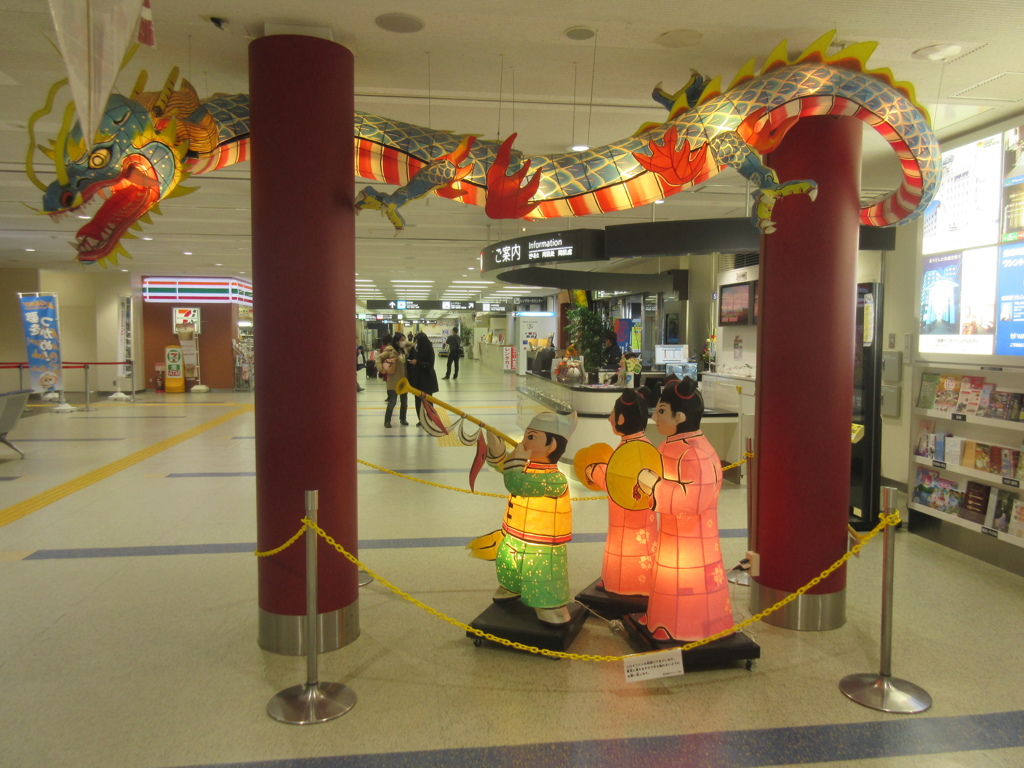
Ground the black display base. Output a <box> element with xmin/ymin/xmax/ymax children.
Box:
<box><xmin>621</xmin><ymin>614</ymin><xmax>760</xmax><ymax>670</ymax></box>
<box><xmin>574</xmin><ymin>577</ymin><xmax>648</xmax><ymax>617</ymax></box>
<box><xmin>467</xmin><ymin>599</ymin><xmax>588</xmax><ymax>653</ymax></box>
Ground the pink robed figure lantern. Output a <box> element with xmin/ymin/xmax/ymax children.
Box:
<box><xmin>586</xmin><ymin>388</ymin><xmax>659</xmax><ymax>596</ymax></box>
<box><xmin>636</xmin><ymin>378</ymin><xmax>734</xmax><ymax>641</ymax></box>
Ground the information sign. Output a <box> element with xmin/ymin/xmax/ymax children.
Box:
<box><xmin>481</xmin><ymin>229</ymin><xmax>605</xmax><ymax>271</ymax></box>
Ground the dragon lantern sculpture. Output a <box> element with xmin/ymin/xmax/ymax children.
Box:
<box><xmin>26</xmin><ymin>31</ymin><xmax>939</xmax><ymax>266</ymax></box>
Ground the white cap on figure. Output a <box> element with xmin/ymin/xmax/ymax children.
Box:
<box><xmin>527</xmin><ymin>411</ymin><xmax>578</xmax><ymax>439</ymax></box>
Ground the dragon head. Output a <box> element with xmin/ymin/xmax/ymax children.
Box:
<box><xmin>28</xmin><ymin>70</ymin><xmax>199</xmax><ymax>265</ymax></box>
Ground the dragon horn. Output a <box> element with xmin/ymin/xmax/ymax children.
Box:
<box><xmin>52</xmin><ymin>98</ymin><xmax>78</xmax><ymax>187</ymax></box>
<box><xmin>24</xmin><ymin>78</ymin><xmax>68</xmax><ymax>191</ymax></box>
<box><xmin>153</xmin><ymin>67</ymin><xmax>180</xmax><ymax>116</ymax></box>
<box><xmin>130</xmin><ymin>70</ymin><xmax>149</xmax><ymax>99</ymax></box>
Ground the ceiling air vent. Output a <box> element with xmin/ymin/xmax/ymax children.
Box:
<box><xmin>951</xmin><ymin>72</ymin><xmax>1024</xmax><ymax>102</ymax></box>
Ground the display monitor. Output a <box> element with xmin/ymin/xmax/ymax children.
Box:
<box><xmin>719</xmin><ymin>281</ymin><xmax>753</xmax><ymax>325</ymax></box>
<box><xmin>917</xmin><ymin>118</ymin><xmax>1024</xmax><ymax>363</ymax></box>
<box><xmin>655</xmin><ymin>345</ymin><xmax>688</xmax><ymax>364</ymax></box>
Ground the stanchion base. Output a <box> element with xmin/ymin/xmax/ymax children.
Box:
<box><xmin>108</xmin><ymin>393</ymin><xmax>130</xmax><ymax>401</ymax></box>
<box><xmin>191</xmin><ymin>384</ymin><xmax>211</xmax><ymax>394</ymax></box>
<box><xmin>839</xmin><ymin>673</ymin><xmax>932</xmax><ymax>714</ymax></box>
<box><xmin>727</xmin><ymin>570</ymin><xmax>750</xmax><ymax>586</ymax></box>
<box><xmin>52</xmin><ymin>403</ymin><xmax>76</xmax><ymax>413</ymax></box>
<box><xmin>267</xmin><ymin>682</ymin><xmax>356</xmax><ymax>724</ymax></box>
<box><xmin>468</xmin><ymin>599</ymin><xmax>588</xmax><ymax>653</ymax></box>
<box><xmin>357</xmin><ymin>570</ymin><xmax>374</xmax><ymax>587</ymax></box>
<box><xmin>622</xmin><ymin>614</ymin><xmax>761</xmax><ymax>669</ymax></box>
<box><xmin>574</xmin><ymin>577</ymin><xmax>648</xmax><ymax>617</ymax></box>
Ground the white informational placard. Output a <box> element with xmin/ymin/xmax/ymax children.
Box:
<box><xmin>623</xmin><ymin>648</ymin><xmax>685</xmax><ymax>682</ymax></box>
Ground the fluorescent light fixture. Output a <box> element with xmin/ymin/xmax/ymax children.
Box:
<box><xmin>570</xmin><ymin>144</ymin><xmax>589</xmax><ymax>152</ymax></box>
<box><xmin>183</xmin><ymin>251</ymin><xmax>193</xmax><ymax>255</ymax></box>
<box><xmin>390</xmin><ymin>280</ymin><xmax>434</xmax><ymax>283</ymax></box>
<box><xmin>238</xmin><ymin>320</ymin><xmax>254</xmax><ymax>327</ymax></box>
<box><xmin>452</xmin><ymin>280</ymin><xmax>493</xmax><ymax>284</ymax></box>
<box><xmin>142</xmin><ymin>237</ymin><xmax>153</xmax><ymax>240</ymax></box>
<box><xmin>514</xmin><ymin>311</ymin><xmax>555</xmax><ymax>317</ymax></box>
<box><xmin>24</xmin><ymin>248</ymin><xmax>35</xmax><ymax>252</ymax></box>
<box><xmin>654</xmin><ymin>199</ymin><xmax>665</xmax><ymax>204</ymax></box>
<box><xmin>355</xmin><ymin>279</ymin><xmax>375</xmax><ymax>283</ymax></box>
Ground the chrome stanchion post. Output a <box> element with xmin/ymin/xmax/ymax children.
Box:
<box><xmin>728</xmin><ymin>436</ymin><xmax>754</xmax><ymax>586</ymax></box>
<box><xmin>82</xmin><ymin>364</ymin><xmax>94</xmax><ymax>411</ymax></box>
<box><xmin>358</xmin><ymin>570</ymin><xmax>374</xmax><ymax>587</ymax></box>
<box><xmin>267</xmin><ymin>490</ymin><xmax>356</xmax><ymax>724</ymax></box>
<box><xmin>839</xmin><ymin>487</ymin><xmax>932</xmax><ymax>713</ymax></box>
<box><xmin>129</xmin><ymin>360</ymin><xmax>138</xmax><ymax>402</ymax></box>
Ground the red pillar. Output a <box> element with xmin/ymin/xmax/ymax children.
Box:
<box><xmin>751</xmin><ymin>116</ymin><xmax>862</xmax><ymax>629</ymax></box>
<box><xmin>249</xmin><ymin>35</ymin><xmax>359</xmax><ymax>653</ymax></box>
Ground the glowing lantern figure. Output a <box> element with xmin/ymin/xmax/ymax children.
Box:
<box><xmin>636</xmin><ymin>379</ymin><xmax>733</xmax><ymax>641</ymax></box>
<box><xmin>485</xmin><ymin>411</ymin><xmax>578</xmax><ymax>626</ymax></box>
<box><xmin>581</xmin><ymin>388</ymin><xmax>659</xmax><ymax>596</ymax></box>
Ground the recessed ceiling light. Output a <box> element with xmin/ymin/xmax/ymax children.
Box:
<box><xmin>142</xmin><ymin>237</ymin><xmax>152</xmax><ymax>240</ymax></box>
<box><xmin>375</xmin><ymin>12</ymin><xmax>424</xmax><ymax>33</ymax></box>
<box><xmin>121</xmin><ymin>269</ymin><xmax>128</xmax><ymax>272</ymax></box>
<box><xmin>24</xmin><ymin>248</ymin><xmax>35</xmax><ymax>252</ymax></box>
<box><xmin>911</xmin><ymin>43</ymin><xmax>962</xmax><ymax>61</ymax></box>
<box><xmin>214</xmin><ymin>263</ymin><xmax>223</xmax><ymax>266</ymax></box>
<box><xmin>77</xmin><ymin>215</ymin><xmax>89</xmax><ymax>219</ymax></box>
<box><xmin>183</xmin><ymin>251</ymin><xmax>192</xmax><ymax>255</ymax></box>
<box><xmin>656</xmin><ymin>29</ymin><xmax>703</xmax><ymax>49</ymax></box>
<box><xmin>570</xmin><ymin>144</ymin><xmax>589</xmax><ymax>152</ymax></box>
<box><xmin>654</xmin><ymin>199</ymin><xmax>665</xmax><ymax>205</ymax></box>
<box><xmin>564</xmin><ymin>26</ymin><xmax>595</xmax><ymax>41</ymax></box>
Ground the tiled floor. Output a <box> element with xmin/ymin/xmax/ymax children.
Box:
<box><xmin>1</xmin><ymin>359</ymin><xmax>1022</xmax><ymax>767</ymax></box>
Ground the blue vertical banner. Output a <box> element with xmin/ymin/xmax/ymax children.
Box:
<box><xmin>18</xmin><ymin>293</ymin><xmax>62</xmax><ymax>393</ymax></box>
<box><xmin>996</xmin><ymin>243</ymin><xmax>1024</xmax><ymax>354</ymax></box>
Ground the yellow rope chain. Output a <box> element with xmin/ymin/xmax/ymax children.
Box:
<box><xmin>254</xmin><ymin>508</ymin><xmax>901</xmax><ymax>662</ymax></box>
<box><xmin>354</xmin><ymin>452</ymin><xmax>753</xmax><ymax>502</ymax></box>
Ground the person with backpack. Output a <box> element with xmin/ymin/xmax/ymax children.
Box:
<box><xmin>377</xmin><ymin>333</ymin><xmax>408</xmax><ymax>428</ymax></box>
<box><xmin>443</xmin><ymin>326</ymin><xmax>463</xmax><ymax>380</ymax></box>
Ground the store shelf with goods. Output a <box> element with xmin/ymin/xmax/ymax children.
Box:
<box><xmin>906</xmin><ymin>499</ymin><xmax>1023</xmax><ymax>547</ymax></box>
<box><xmin>908</xmin><ymin>362</ymin><xmax>1024</xmax><ymax>550</ymax></box>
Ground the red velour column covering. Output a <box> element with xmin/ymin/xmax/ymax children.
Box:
<box><xmin>250</xmin><ymin>36</ymin><xmax>357</xmax><ymax>618</ymax></box>
<box><xmin>754</xmin><ymin>117</ymin><xmax>862</xmax><ymax>596</ymax></box>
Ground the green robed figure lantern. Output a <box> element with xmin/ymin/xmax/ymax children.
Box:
<box><xmin>483</xmin><ymin>412</ymin><xmax>578</xmax><ymax>626</ymax></box>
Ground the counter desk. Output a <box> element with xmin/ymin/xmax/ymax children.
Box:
<box><xmin>515</xmin><ymin>373</ymin><xmax>740</xmax><ymax>477</ymax></box>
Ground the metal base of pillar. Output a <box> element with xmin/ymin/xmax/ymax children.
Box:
<box><xmin>839</xmin><ymin>673</ymin><xmax>932</xmax><ymax>713</ymax></box>
<box><xmin>727</xmin><ymin>569</ymin><xmax>750</xmax><ymax>586</ymax></box>
<box><xmin>267</xmin><ymin>681</ymin><xmax>356</xmax><ymax>724</ymax></box>
<box><xmin>190</xmin><ymin>384</ymin><xmax>211</xmax><ymax>393</ymax></box>
<box><xmin>357</xmin><ymin>570</ymin><xmax>373</xmax><ymax>587</ymax></box>
<box><xmin>750</xmin><ymin>580</ymin><xmax>845</xmax><ymax>630</ymax></box>
<box><xmin>258</xmin><ymin>604</ymin><xmax>359</xmax><ymax>655</ymax></box>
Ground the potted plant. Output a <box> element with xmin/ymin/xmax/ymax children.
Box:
<box><xmin>565</xmin><ymin>303</ymin><xmax>611</xmax><ymax>380</ymax></box>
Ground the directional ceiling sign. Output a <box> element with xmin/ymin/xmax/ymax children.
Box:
<box><xmin>365</xmin><ymin>300</ymin><xmax>476</xmax><ymax>311</ymax></box>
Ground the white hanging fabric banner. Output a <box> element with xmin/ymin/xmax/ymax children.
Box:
<box><xmin>47</xmin><ymin>0</ymin><xmax>144</xmax><ymax>148</ymax></box>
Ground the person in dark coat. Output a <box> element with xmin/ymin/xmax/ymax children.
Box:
<box><xmin>443</xmin><ymin>326</ymin><xmax>463</xmax><ymax>379</ymax></box>
<box><xmin>407</xmin><ymin>332</ymin><xmax>439</xmax><ymax>427</ymax></box>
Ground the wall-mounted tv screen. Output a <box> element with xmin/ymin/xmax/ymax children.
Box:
<box><xmin>918</xmin><ymin>119</ymin><xmax>1024</xmax><ymax>362</ymax></box>
<box><xmin>719</xmin><ymin>281</ymin><xmax>753</xmax><ymax>326</ymax></box>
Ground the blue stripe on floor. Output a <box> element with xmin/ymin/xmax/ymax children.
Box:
<box><xmin>21</xmin><ymin>530</ymin><xmax>747</xmax><ymax>559</ymax></box>
<box><xmin>173</xmin><ymin>710</ymin><xmax>1024</xmax><ymax>768</ymax></box>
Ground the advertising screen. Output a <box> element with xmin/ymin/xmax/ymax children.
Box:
<box><xmin>718</xmin><ymin>282</ymin><xmax>752</xmax><ymax>326</ymax></box>
<box><xmin>918</xmin><ymin>121</ymin><xmax>1024</xmax><ymax>362</ymax></box>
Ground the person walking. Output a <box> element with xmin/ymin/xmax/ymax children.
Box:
<box><xmin>443</xmin><ymin>326</ymin><xmax>463</xmax><ymax>380</ymax></box>
<box><xmin>406</xmin><ymin>331</ymin><xmax>438</xmax><ymax>427</ymax></box>
<box><xmin>356</xmin><ymin>340</ymin><xmax>366</xmax><ymax>392</ymax></box>
<box><xmin>378</xmin><ymin>333</ymin><xmax>392</xmax><ymax>402</ymax></box>
<box><xmin>377</xmin><ymin>333</ymin><xmax>408</xmax><ymax>428</ymax></box>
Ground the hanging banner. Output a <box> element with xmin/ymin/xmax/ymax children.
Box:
<box><xmin>18</xmin><ymin>293</ymin><xmax>63</xmax><ymax>393</ymax></box>
<box><xmin>118</xmin><ymin>295</ymin><xmax>132</xmax><ymax>377</ymax></box>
